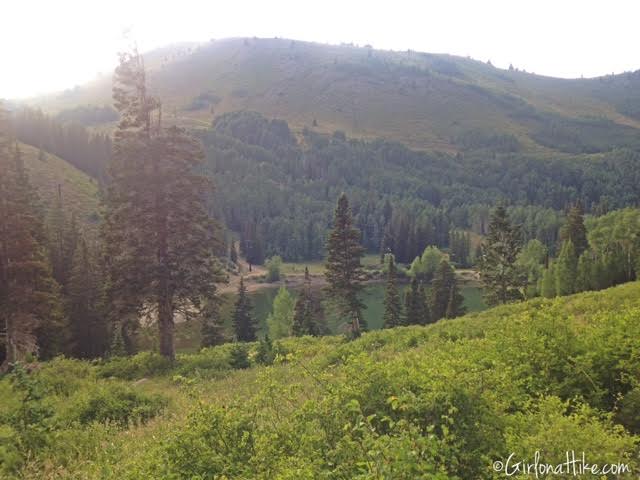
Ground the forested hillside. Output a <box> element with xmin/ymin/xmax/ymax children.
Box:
<box><xmin>1</xmin><ymin>283</ymin><xmax>639</xmax><ymax>478</ymax></box>
<box><xmin>27</xmin><ymin>38</ymin><xmax>640</xmax><ymax>152</ymax></box>
<box><xmin>18</xmin><ymin>141</ymin><xmax>100</xmax><ymax>230</ymax></box>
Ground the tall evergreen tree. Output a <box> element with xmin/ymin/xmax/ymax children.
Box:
<box><xmin>67</xmin><ymin>236</ymin><xmax>107</xmax><ymax>358</ymax></box>
<box><xmin>233</xmin><ymin>277</ymin><xmax>256</xmax><ymax>342</ymax></box>
<box><xmin>478</xmin><ymin>204</ymin><xmax>526</xmax><ymax>305</ymax></box>
<box><xmin>383</xmin><ymin>255</ymin><xmax>403</xmax><ymax>328</ymax></box>
<box><xmin>324</xmin><ymin>193</ymin><xmax>366</xmax><ymax>336</ymax></box>
<box><xmin>430</xmin><ymin>259</ymin><xmax>465</xmax><ymax>321</ymax></box>
<box><xmin>104</xmin><ymin>50</ymin><xmax>224</xmax><ymax>359</ymax></box>
<box><xmin>560</xmin><ymin>203</ymin><xmax>589</xmax><ymax>257</ymax></box>
<box><xmin>201</xmin><ymin>299</ymin><xmax>226</xmax><ymax>348</ymax></box>
<box><xmin>404</xmin><ymin>276</ymin><xmax>429</xmax><ymax>325</ymax></box>
<box><xmin>0</xmin><ymin>112</ymin><xmax>64</xmax><ymax>368</ymax></box>
<box><xmin>555</xmin><ymin>240</ymin><xmax>577</xmax><ymax>296</ymax></box>
<box><xmin>292</xmin><ymin>267</ymin><xmax>324</xmax><ymax>336</ymax></box>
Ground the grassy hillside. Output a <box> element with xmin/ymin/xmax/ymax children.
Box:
<box><xmin>19</xmin><ymin>141</ymin><xmax>100</xmax><ymax>231</ymax></box>
<box><xmin>2</xmin><ymin>282</ymin><xmax>639</xmax><ymax>478</ymax></box>
<box><xmin>28</xmin><ymin>38</ymin><xmax>640</xmax><ymax>152</ymax></box>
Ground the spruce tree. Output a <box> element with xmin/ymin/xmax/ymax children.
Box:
<box><xmin>201</xmin><ymin>299</ymin><xmax>226</xmax><ymax>348</ymax></box>
<box><xmin>477</xmin><ymin>204</ymin><xmax>526</xmax><ymax>305</ymax></box>
<box><xmin>383</xmin><ymin>255</ymin><xmax>403</xmax><ymax>328</ymax></box>
<box><xmin>233</xmin><ymin>277</ymin><xmax>256</xmax><ymax>342</ymax></box>
<box><xmin>324</xmin><ymin>193</ymin><xmax>366</xmax><ymax>336</ymax></box>
<box><xmin>292</xmin><ymin>267</ymin><xmax>324</xmax><ymax>336</ymax></box>
<box><xmin>555</xmin><ymin>240</ymin><xmax>577</xmax><ymax>296</ymax></box>
<box><xmin>560</xmin><ymin>204</ymin><xmax>589</xmax><ymax>257</ymax></box>
<box><xmin>67</xmin><ymin>236</ymin><xmax>107</xmax><ymax>358</ymax></box>
<box><xmin>430</xmin><ymin>260</ymin><xmax>465</xmax><ymax>320</ymax></box>
<box><xmin>104</xmin><ymin>50</ymin><xmax>224</xmax><ymax>359</ymax></box>
<box><xmin>404</xmin><ymin>276</ymin><xmax>427</xmax><ymax>325</ymax></box>
<box><xmin>0</xmin><ymin>112</ymin><xmax>64</xmax><ymax>368</ymax></box>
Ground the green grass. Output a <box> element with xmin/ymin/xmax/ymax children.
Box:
<box><xmin>3</xmin><ymin>282</ymin><xmax>640</xmax><ymax>478</ymax></box>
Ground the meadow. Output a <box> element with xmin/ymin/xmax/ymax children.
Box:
<box><xmin>2</xmin><ymin>282</ymin><xmax>639</xmax><ymax>478</ymax></box>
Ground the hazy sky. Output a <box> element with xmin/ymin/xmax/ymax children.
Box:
<box><xmin>2</xmin><ymin>0</ymin><xmax>639</xmax><ymax>98</ymax></box>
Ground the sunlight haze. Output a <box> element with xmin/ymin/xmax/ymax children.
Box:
<box><xmin>2</xmin><ymin>0</ymin><xmax>639</xmax><ymax>98</ymax></box>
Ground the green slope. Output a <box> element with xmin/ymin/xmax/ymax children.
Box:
<box><xmin>3</xmin><ymin>282</ymin><xmax>639</xmax><ymax>477</ymax></box>
<box><xmin>28</xmin><ymin>37</ymin><xmax>640</xmax><ymax>152</ymax></box>
<box><xmin>19</xmin><ymin>141</ymin><xmax>100</xmax><ymax>231</ymax></box>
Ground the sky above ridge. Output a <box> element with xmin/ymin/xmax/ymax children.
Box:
<box><xmin>2</xmin><ymin>0</ymin><xmax>638</xmax><ymax>98</ymax></box>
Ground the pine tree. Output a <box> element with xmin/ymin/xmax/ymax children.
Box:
<box><xmin>430</xmin><ymin>259</ymin><xmax>465</xmax><ymax>321</ymax></box>
<box><xmin>233</xmin><ymin>277</ymin><xmax>256</xmax><ymax>342</ymax></box>
<box><xmin>383</xmin><ymin>255</ymin><xmax>403</xmax><ymax>328</ymax></box>
<box><xmin>555</xmin><ymin>240</ymin><xmax>577</xmax><ymax>296</ymax></box>
<box><xmin>0</xmin><ymin>111</ymin><xmax>65</xmax><ymax>368</ymax></box>
<box><xmin>104</xmin><ymin>50</ymin><xmax>224</xmax><ymax>359</ymax></box>
<box><xmin>292</xmin><ymin>267</ymin><xmax>324</xmax><ymax>336</ymax></box>
<box><xmin>47</xmin><ymin>186</ymin><xmax>79</xmax><ymax>293</ymax></box>
<box><xmin>67</xmin><ymin>236</ymin><xmax>107</xmax><ymax>358</ymax></box>
<box><xmin>560</xmin><ymin>204</ymin><xmax>589</xmax><ymax>257</ymax></box>
<box><xmin>445</xmin><ymin>283</ymin><xmax>466</xmax><ymax>319</ymax></box>
<box><xmin>540</xmin><ymin>263</ymin><xmax>556</xmax><ymax>298</ymax></box>
<box><xmin>200</xmin><ymin>299</ymin><xmax>226</xmax><ymax>348</ymax></box>
<box><xmin>477</xmin><ymin>204</ymin><xmax>526</xmax><ymax>305</ymax></box>
<box><xmin>404</xmin><ymin>276</ymin><xmax>427</xmax><ymax>325</ymax></box>
<box><xmin>324</xmin><ymin>193</ymin><xmax>366</xmax><ymax>336</ymax></box>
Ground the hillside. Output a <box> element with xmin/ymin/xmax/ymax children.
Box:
<box><xmin>19</xmin><ymin>141</ymin><xmax>100</xmax><ymax>230</ymax></box>
<box><xmin>27</xmin><ymin>37</ymin><xmax>640</xmax><ymax>152</ymax></box>
<box><xmin>2</xmin><ymin>282</ymin><xmax>639</xmax><ymax>478</ymax></box>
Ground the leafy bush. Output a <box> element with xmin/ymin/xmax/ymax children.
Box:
<box><xmin>97</xmin><ymin>352</ymin><xmax>173</xmax><ymax>380</ymax></box>
<box><xmin>65</xmin><ymin>383</ymin><xmax>167</xmax><ymax>427</ymax></box>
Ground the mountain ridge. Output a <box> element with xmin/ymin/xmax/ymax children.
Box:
<box><xmin>23</xmin><ymin>37</ymin><xmax>640</xmax><ymax>153</ymax></box>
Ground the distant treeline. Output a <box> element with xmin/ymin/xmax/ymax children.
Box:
<box><xmin>201</xmin><ymin>111</ymin><xmax>640</xmax><ymax>262</ymax></box>
<box><xmin>11</xmin><ymin>107</ymin><xmax>112</xmax><ymax>180</ymax></box>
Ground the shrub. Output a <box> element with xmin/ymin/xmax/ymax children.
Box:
<box><xmin>97</xmin><ymin>352</ymin><xmax>173</xmax><ymax>380</ymax></box>
<box><xmin>265</xmin><ymin>255</ymin><xmax>283</xmax><ymax>282</ymax></box>
<box><xmin>66</xmin><ymin>383</ymin><xmax>167</xmax><ymax>427</ymax></box>
<box><xmin>229</xmin><ymin>344</ymin><xmax>251</xmax><ymax>369</ymax></box>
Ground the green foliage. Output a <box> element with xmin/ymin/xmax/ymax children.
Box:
<box><xmin>229</xmin><ymin>343</ymin><xmax>251</xmax><ymax>370</ymax></box>
<box><xmin>430</xmin><ymin>260</ymin><xmax>465</xmax><ymax>320</ymax></box>
<box><xmin>408</xmin><ymin>245</ymin><xmax>444</xmax><ymax>281</ymax></box>
<box><xmin>266</xmin><ymin>286</ymin><xmax>295</xmax><ymax>339</ymax></box>
<box><xmin>516</xmin><ymin>239</ymin><xmax>547</xmax><ymax>298</ymax></box>
<box><xmin>404</xmin><ymin>276</ymin><xmax>430</xmax><ymax>326</ymax></box>
<box><xmin>97</xmin><ymin>352</ymin><xmax>174</xmax><ymax>380</ymax></box>
<box><xmin>233</xmin><ymin>277</ymin><xmax>257</xmax><ymax>342</ymax></box>
<box><xmin>4</xmin><ymin>283</ymin><xmax>640</xmax><ymax>477</ymax></box>
<box><xmin>324</xmin><ymin>193</ymin><xmax>367</xmax><ymax>335</ymax></box>
<box><xmin>65</xmin><ymin>383</ymin><xmax>166</xmax><ymax>427</ymax></box>
<box><xmin>555</xmin><ymin>240</ymin><xmax>578</xmax><ymax>296</ymax></box>
<box><xmin>478</xmin><ymin>205</ymin><xmax>526</xmax><ymax>305</ymax></box>
<box><xmin>382</xmin><ymin>255</ymin><xmax>403</xmax><ymax>328</ymax></box>
<box><xmin>265</xmin><ymin>255</ymin><xmax>283</xmax><ymax>282</ymax></box>
<box><xmin>540</xmin><ymin>262</ymin><xmax>556</xmax><ymax>298</ymax></box>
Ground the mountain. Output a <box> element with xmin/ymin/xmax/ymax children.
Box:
<box><xmin>26</xmin><ymin>37</ymin><xmax>640</xmax><ymax>153</ymax></box>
